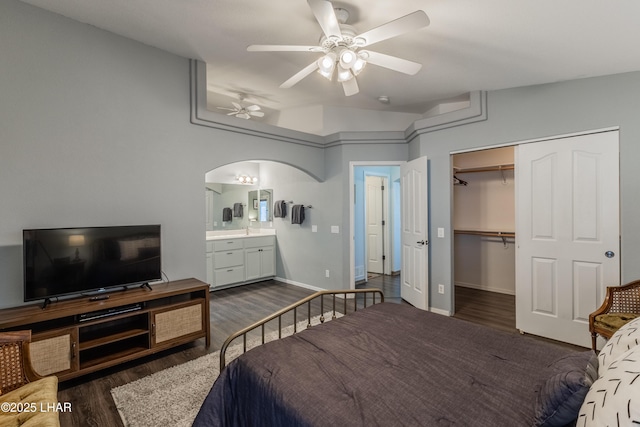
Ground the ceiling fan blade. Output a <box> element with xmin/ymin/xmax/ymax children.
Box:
<box><xmin>249</xmin><ymin>111</ymin><xmax>265</xmax><ymax>117</ymax></box>
<box><xmin>280</xmin><ymin>61</ymin><xmax>319</xmax><ymax>89</ymax></box>
<box><xmin>236</xmin><ymin>113</ymin><xmax>251</xmax><ymax>120</ymax></box>
<box><xmin>342</xmin><ymin>78</ymin><xmax>359</xmax><ymax>96</ymax></box>
<box><xmin>363</xmin><ymin>50</ymin><xmax>422</xmax><ymax>75</ymax></box>
<box><xmin>308</xmin><ymin>0</ymin><xmax>342</xmax><ymax>40</ymax></box>
<box><xmin>226</xmin><ymin>112</ymin><xmax>237</xmax><ymax>116</ymax></box>
<box><xmin>356</xmin><ymin>10</ymin><xmax>429</xmax><ymax>47</ymax></box>
<box><xmin>231</xmin><ymin>102</ymin><xmax>242</xmax><ymax>110</ymax></box>
<box><xmin>217</xmin><ymin>107</ymin><xmax>234</xmax><ymax>111</ymax></box>
<box><xmin>245</xmin><ymin>105</ymin><xmax>261</xmax><ymax>111</ymax></box>
<box><xmin>247</xmin><ymin>45</ymin><xmax>323</xmax><ymax>53</ymax></box>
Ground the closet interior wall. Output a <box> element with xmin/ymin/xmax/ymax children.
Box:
<box><xmin>453</xmin><ymin>146</ymin><xmax>515</xmax><ymax>295</ymax></box>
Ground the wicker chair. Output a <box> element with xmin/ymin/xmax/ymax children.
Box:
<box><xmin>589</xmin><ymin>280</ymin><xmax>640</xmax><ymax>351</ymax></box>
<box><xmin>0</xmin><ymin>330</ymin><xmax>60</xmax><ymax>426</ymax></box>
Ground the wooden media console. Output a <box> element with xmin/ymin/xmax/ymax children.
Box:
<box><xmin>0</xmin><ymin>278</ymin><xmax>210</xmax><ymax>381</ymax></box>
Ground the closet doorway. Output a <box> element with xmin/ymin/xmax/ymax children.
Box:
<box><xmin>451</xmin><ymin>146</ymin><xmax>516</xmax><ymax>332</ymax></box>
<box><xmin>350</xmin><ymin>163</ymin><xmax>402</xmax><ymax>302</ymax></box>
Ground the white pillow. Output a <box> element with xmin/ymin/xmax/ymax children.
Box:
<box><xmin>597</xmin><ymin>316</ymin><xmax>640</xmax><ymax>376</ymax></box>
<box><xmin>578</xmin><ymin>345</ymin><xmax>640</xmax><ymax>425</ymax></box>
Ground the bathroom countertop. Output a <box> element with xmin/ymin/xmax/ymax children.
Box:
<box><xmin>206</xmin><ymin>230</ymin><xmax>276</xmax><ymax>241</ymax></box>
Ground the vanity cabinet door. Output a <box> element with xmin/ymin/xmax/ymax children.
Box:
<box><xmin>245</xmin><ymin>246</ymin><xmax>275</xmax><ymax>281</ymax></box>
<box><xmin>260</xmin><ymin>246</ymin><xmax>275</xmax><ymax>277</ymax></box>
<box><xmin>245</xmin><ymin>248</ymin><xmax>262</xmax><ymax>281</ymax></box>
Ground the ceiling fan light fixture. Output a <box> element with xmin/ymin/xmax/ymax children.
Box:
<box><xmin>337</xmin><ymin>65</ymin><xmax>353</xmax><ymax>82</ymax></box>
<box><xmin>247</xmin><ymin>2</ymin><xmax>429</xmax><ymax>97</ymax></box>
<box><xmin>339</xmin><ymin>49</ymin><xmax>357</xmax><ymax>69</ymax></box>
<box><xmin>352</xmin><ymin>57</ymin><xmax>366</xmax><ymax>75</ymax></box>
<box><xmin>317</xmin><ymin>52</ymin><xmax>336</xmax><ymax>80</ymax></box>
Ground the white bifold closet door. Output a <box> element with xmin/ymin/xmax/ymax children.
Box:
<box><xmin>515</xmin><ymin>130</ymin><xmax>620</xmax><ymax>347</ymax></box>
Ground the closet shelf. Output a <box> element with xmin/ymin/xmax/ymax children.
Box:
<box><xmin>452</xmin><ymin>163</ymin><xmax>514</xmax><ymax>174</ymax></box>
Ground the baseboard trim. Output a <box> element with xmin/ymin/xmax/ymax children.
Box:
<box><xmin>276</xmin><ymin>277</ymin><xmax>355</xmax><ymax>299</ymax></box>
<box><xmin>429</xmin><ymin>307</ymin><xmax>452</xmax><ymax>316</ymax></box>
<box><xmin>455</xmin><ymin>281</ymin><xmax>515</xmax><ymax>296</ymax></box>
<box><xmin>275</xmin><ymin>277</ymin><xmax>324</xmax><ymax>292</ymax></box>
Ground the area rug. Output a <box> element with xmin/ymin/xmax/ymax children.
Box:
<box><xmin>111</xmin><ymin>311</ymin><xmax>342</xmax><ymax>427</ymax></box>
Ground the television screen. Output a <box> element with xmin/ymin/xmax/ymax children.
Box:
<box><xmin>23</xmin><ymin>225</ymin><xmax>161</xmax><ymax>302</ymax></box>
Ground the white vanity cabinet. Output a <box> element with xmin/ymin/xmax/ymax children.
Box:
<box><xmin>206</xmin><ymin>235</ymin><xmax>276</xmax><ymax>290</ymax></box>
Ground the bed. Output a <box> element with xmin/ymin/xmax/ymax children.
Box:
<box><xmin>193</xmin><ymin>291</ymin><xmax>601</xmax><ymax>427</ymax></box>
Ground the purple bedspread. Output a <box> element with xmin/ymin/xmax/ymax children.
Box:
<box><xmin>193</xmin><ymin>302</ymin><xmax>578</xmax><ymax>426</ymax></box>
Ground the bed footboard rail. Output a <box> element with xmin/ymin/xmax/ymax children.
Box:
<box><xmin>219</xmin><ymin>288</ymin><xmax>384</xmax><ymax>370</ymax></box>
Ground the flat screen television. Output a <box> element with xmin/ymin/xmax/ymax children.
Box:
<box><xmin>23</xmin><ymin>225</ymin><xmax>161</xmax><ymax>303</ymax></box>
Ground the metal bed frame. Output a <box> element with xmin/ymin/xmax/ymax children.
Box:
<box><xmin>219</xmin><ymin>288</ymin><xmax>384</xmax><ymax>370</ymax></box>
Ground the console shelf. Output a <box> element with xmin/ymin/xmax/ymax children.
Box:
<box><xmin>0</xmin><ymin>278</ymin><xmax>210</xmax><ymax>381</ymax></box>
<box><xmin>80</xmin><ymin>328</ymin><xmax>149</xmax><ymax>351</ymax></box>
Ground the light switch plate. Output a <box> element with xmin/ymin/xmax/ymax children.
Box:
<box><xmin>312</xmin><ymin>225</ymin><xmax>318</xmax><ymax>232</ymax></box>
<box><xmin>331</xmin><ymin>226</ymin><xmax>339</xmax><ymax>234</ymax></box>
<box><xmin>438</xmin><ymin>227</ymin><xmax>445</xmax><ymax>238</ymax></box>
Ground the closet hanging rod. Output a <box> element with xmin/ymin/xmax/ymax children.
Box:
<box><xmin>454</xmin><ymin>229</ymin><xmax>515</xmax><ymax>248</ymax></box>
<box><xmin>454</xmin><ymin>230</ymin><xmax>515</xmax><ymax>238</ymax></box>
<box><xmin>453</xmin><ymin>164</ymin><xmax>514</xmax><ymax>174</ymax></box>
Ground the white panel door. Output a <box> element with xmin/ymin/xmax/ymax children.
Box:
<box><xmin>516</xmin><ymin>131</ymin><xmax>620</xmax><ymax>347</ymax></box>
<box><xmin>366</xmin><ymin>176</ymin><xmax>384</xmax><ymax>274</ymax></box>
<box><xmin>400</xmin><ymin>157</ymin><xmax>429</xmax><ymax>310</ymax></box>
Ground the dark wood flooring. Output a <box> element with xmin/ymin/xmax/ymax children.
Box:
<box><xmin>58</xmin><ymin>280</ymin><xmax>318</xmax><ymax>427</ymax></box>
<box><xmin>454</xmin><ymin>285</ymin><xmax>516</xmax><ymax>333</ymax></box>
<box><xmin>359</xmin><ymin>275</ymin><xmax>517</xmax><ymax>332</ymax></box>
<box><xmin>57</xmin><ymin>277</ymin><xmax>575</xmax><ymax>426</ymax></box>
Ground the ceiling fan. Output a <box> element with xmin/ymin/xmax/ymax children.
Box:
<box><xmin>247</xmin><ymin>0</ymin><xmax>430</xmax><ymax>96</ymax></box>
<box><xmin>217</xmin><ymin>101</ymin><xmax>265</xmax><ymax>120</ymax></box>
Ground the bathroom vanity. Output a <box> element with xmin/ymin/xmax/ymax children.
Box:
<box><xmin>206</xmin><ymin>232</ymin><xmax>276</xmax><ymax>290</ymax></box>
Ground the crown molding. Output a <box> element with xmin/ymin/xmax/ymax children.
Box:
<box><xmin>190</xmin><ymin>59</ymin><xmax>487</xmax><ymax>147</ymax></box>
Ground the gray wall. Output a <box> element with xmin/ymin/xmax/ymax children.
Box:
<box><xmin>416</xmin><ymin>73</ymin><xmax>640</xmax><ymax>313</ymax></box>
<box><xmin>3</xmin><ymin>0</ymin><xmax>640</xmax><ymax>314</ymax></box>
<box><xmin>0</xmin><ymin>0</ymin><xmax>356</xmax><ymax>307</ymax></box>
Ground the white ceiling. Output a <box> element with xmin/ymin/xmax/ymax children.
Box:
<box><xmin>20</xmin><ymin>0</ymin><xmax>640</xmax><ymax>125</ymax></box>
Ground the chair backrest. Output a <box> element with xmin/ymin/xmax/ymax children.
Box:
<box><xmin>610</xmin><ymin>282</ymin><xmax>640</xmax><ymax>313</ymax></box>
<box><xmin>0</xmin><ymin>330</ymin><xmax>32</xmax><ymax>396</ymax></box>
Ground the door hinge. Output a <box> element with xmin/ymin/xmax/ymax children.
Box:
<box><xmin>382</xmin><ymin>255</ymin><xmax>386</xmax><ymax>260</ymax></box>
<box><xmin>381</xmin><ymin>220</ymin><xmax>385</xmax><ymax>226</ymax></box>
<box><xmin>381</xmin><ymin>185</ymin><xmax>385</xmax><ymax>191</ymax></box>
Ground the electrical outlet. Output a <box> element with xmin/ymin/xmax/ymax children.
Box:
<box><xmin>325</xmin><ymin>269</ymin><xmax>330</xmax><ymax>278</ymax></box>
<box><xmin>438</xmin><ymin>284</ymin><xmax>445</xmax><ymax>294</ymax></box>
<box><xmin>312</xmin><ymin>225</ymin><xmax>318</xmax><ymax>232</ymax></box>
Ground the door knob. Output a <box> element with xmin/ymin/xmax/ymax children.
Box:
<box><xmin>605</xmin><ymin>251</ymin><xmax>615</xmax><ymax>258</ymax></box>
<box><xmin>416</xmin><ymin>240</ymin><xmax>428</xmax><ymax>245</ymax></box>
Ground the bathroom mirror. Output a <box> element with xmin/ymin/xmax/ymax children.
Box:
<box><xmin>248</xmin><ymin>189</ymin><xmax>273</xmax><ymax>222</ymax></box>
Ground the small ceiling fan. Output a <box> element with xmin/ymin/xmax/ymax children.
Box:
<box><xmin>217</xmin><ymin>101</ymin><xmax>265</xmax><ymax>120</ymax></box>
<box><xmin>247</xmin><ymin>0</ymin><xmax>430</xmax><ymax>96</ymax></box>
